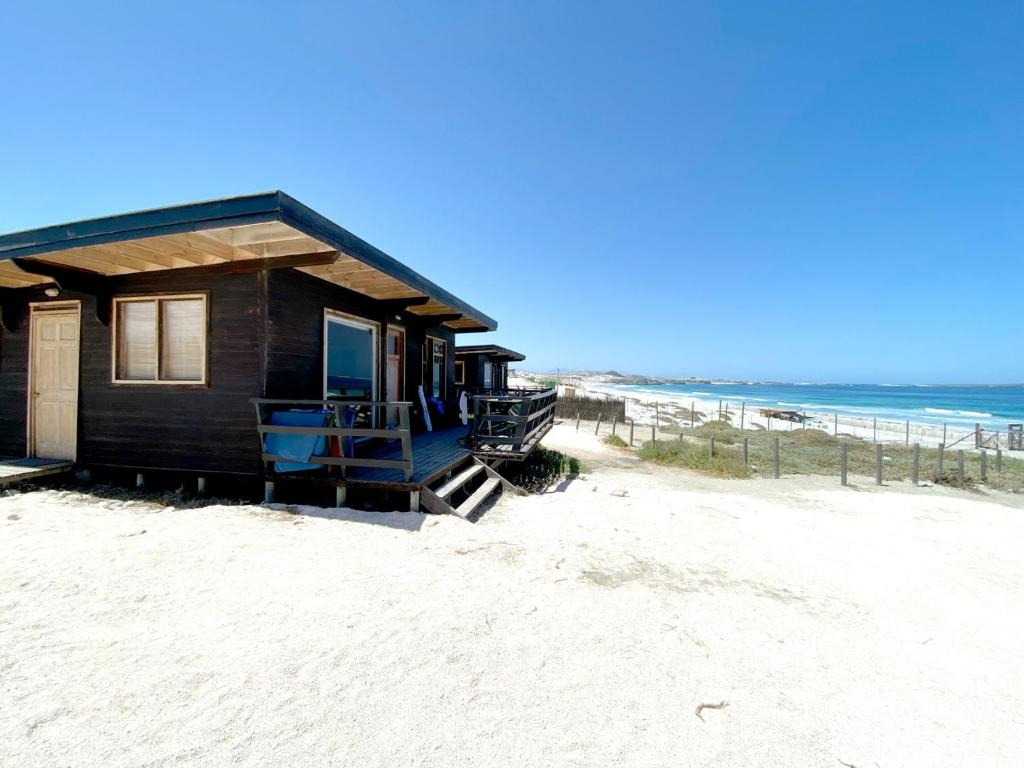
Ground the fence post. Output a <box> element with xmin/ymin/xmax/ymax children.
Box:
<box><xmin>996</xmin><ymin>446</ymin><xmax>1002</xmax><ymax>472</ymax></box>
<box><xmin>975</xmin><ymin>423</ymin><xmax>981</xmax><ymax>449</ymax></box>
<box><xmin>611</xmin><ymin>416</ymin><xmax>618</xmax><ymax>437</ymax></box>
<box><xmin>840</xmin><ymin>443</ymin><xmax>848</xmax><ymax>486</ymax></box>
<box><xmin>709</xmin><ymin>436</ymin><xmax>715</xmax><ymax>458</ymax></box>
<box><xmin>957</xmin><ymin>450</ymin><xmax>965</xmax><ymax>483</ymax></box>
<box><xmin>678</xmin><ymin>428</ymin><xmax>684</xmax><ymax>442</ymax></box>
<box><xmin>629</xmin><ymin>419</ymin><xmax>635</xmax><ymax>446</ymax></box>
<box><xmin>740</xmin><ymin>401</ymin><xmax>746</xmax><ymax>430</ymax></box>
<box><xmin>802</xmin><ymin>412</ymin><xmax>806</xmax><ymax>429</ymax></box>
<box><xmin>873</xmin><ymin>418</ymin><xmax>877</xmax><ymax>443</ymax></box>
<box><xmin>875</xmin><ymin>443</ymin><xmax>883</xmax><ymax>485</ymax></box>
<box><xmin>594</xmin><ymin>413</ymin><xmax>602</xmax><ymax>436</ymax></box>
<box><xmin>911</xmin><ymin>443</ymin><xmax>920</xmax><ymax>486</ymax></box>
<box><xmin>905</xmin><ymin>420</ymin><xmax>910</xmax><ymax>445</ymax></box>
<box><xmin>936</xmin><ymin>443</ymin><xmax>945</xmax><ymax>480</ymax></box>
<box><xmin>772</xmin><ymin>437</ymin><xmax>780</xmax><ymax>479</ymax></box>
<box><xmin>742</xmin><ymin>437</ymin><xmax>749</xmax><ymax>465</ymax></box>
<box><xmin>834</xmin><ymin>413</ymin><xmax>838</xmax><ymax>437</ymax></box>
<box><xmin>942</xmin><ymin>423</ymin><xmax>947</xmax><ymax>445</ymax></box>
<box><xmin>980</xmin><ymin>450</ymin><xmax>987</xmax><ymax>482</ymax></box>
<box><xmin>655</xmin><ymin>401</ymin><xmax>660</xmax><ymax>429</ymax></box>
<box><xmin>576</xmin><ymin>411</ymin><xmax>581</xmax><ymax>432</ymax></box>
<box><xmin>651</xmin><ymin>423</ymin><xmax>656</xmax><ymax>446</ymax></box>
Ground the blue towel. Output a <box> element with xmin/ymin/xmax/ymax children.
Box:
<box><xmin>265</xmin><ymin>410</ymin><xmax>329</xmax><ymax>473</ymax></box>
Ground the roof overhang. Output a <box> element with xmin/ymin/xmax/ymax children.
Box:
<box><xmin>455</xmin><ymin>344</ymin><xmax>526</xmax><ymax>362</ymax></box>
<box><xmin>0</xmin><ymin>191</ymin><xmax>496</xmax><ymax>332</ymax></box>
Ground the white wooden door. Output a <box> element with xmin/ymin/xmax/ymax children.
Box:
<box><xmin>31</xmin><ymin>309</ymin><xmax>80</xmax><ymax>460</ymax></box>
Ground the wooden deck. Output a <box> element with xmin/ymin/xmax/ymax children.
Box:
<box><xmin>344</xmin><ymin>425</ymin><xmax>472</xmax><ymax>490</ymax></box>
<box><xmin>0</xmin><ymin>457</ymin><xmax>74</xmax><ymax>486</ymax></box>
<box><xmin>268</xmin><ymin>425</ymin><xmax>472</xmax><ymax>492</ymax></box>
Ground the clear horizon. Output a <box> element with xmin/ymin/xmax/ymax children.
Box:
<box><xmin>2</xmin><ymin>2</ymin><xmax>1021</xmax><ymax>383</ymax></box>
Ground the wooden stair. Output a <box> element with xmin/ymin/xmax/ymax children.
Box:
<box><xmin>420</xmin><ymin>457</ymin><xmax>522</xmax><ymax>519</ymax></box>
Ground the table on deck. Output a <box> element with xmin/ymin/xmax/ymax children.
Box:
<box><xmin>0</xmin><ymin>458</ymin><xmax>74</xmax><ymax>486</ymax></box>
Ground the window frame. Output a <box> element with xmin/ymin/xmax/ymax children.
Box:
<box><xmin>425</xmin><ymin>335</ymin><xmax>447</xmax><ymax>400</ymax></box>
<box><xmin>322</xmin><ymin>308</ymin><xmax>380</xmax><ymax>401</ymax></box>
<box><xmin>111</xmin><ymin>293</ymin><xmax>209</xmax><ymax>386</ymax></box>
<box><xmin>454</xmin><ymin>359</ymin><xmax>465</xmax><ymax>386</ymax></box>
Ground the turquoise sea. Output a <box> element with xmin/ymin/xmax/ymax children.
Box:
<box><xmin>600</xmin><ymin>382</ymin><xmax>1024</xmax><ymax>432</ymax></box>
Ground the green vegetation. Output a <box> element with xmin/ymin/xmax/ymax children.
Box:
<box><xmin>638</xmin><ymin>438</ymin><xmax>752</xmax><ymax>478</ymax></box>
<box><xmin>638</xmin><ymin>422</ymin><xmax>1024</xmax><ymax>491</ymax></box>
<box><xmin>501</xmin><ymin>446</ymin><xmax>586</xmax><ymax>493</ymax></box>
<box><xmin>603</xmin><ymin>434</ymin><xmax>629</xmax><ymax>448</ymax></box>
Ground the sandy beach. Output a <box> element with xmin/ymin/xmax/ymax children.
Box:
<box><xmin>3</xmin><ymin>423</ymin><xmax>1023</xmax><ymax>767</ymax></box>
<box><xmin>554</xmin><ymin>374</ymin><xmax>1007</xmax><ymax>451</ymax></box>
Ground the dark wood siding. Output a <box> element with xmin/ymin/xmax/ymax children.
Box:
<box><xmin>265</xmin><ymin>269</ymin><xmax>458</xmax><ymax>430</ymax></box>
<box><xmin>0</xmin><ymin>272</ymin><xmax>263</xmax><ymax>473</ymax></box>
<box><xmin>0</xmin><ymin>307</ymin><xmax>31</xmax><ymax>457</ymax></box>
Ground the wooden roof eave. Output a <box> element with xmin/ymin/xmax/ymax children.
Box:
<box><xmin>0</xmin><ymin>191</ymin><xmax>497</xmax><ymax>333</ymax></box>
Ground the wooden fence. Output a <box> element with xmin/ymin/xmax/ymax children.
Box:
<box><xmin>556</xmin><ymin>394</ymin><xmax>626</xmax><ymax>423</ymax></box>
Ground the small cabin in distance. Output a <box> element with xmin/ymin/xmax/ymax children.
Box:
<box><xmin>0</xmin><ymin>192</ymin><xmax>556</xmax><ymax>518</ymax></box>
<box><xmin>455</xmin><ymin>345</ymin><xmax>525</xmax><ymax>393</ymax></box>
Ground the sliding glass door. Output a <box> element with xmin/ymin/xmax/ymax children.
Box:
<box><xmin>324</xmin><ymin>312</ymin><xmax>377</xmax><ymax>402</ymax></box>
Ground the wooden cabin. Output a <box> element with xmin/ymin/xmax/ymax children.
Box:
<box><xmin>455</xmin><ymin>344</ymin><xmax>525</xmax><ymax>393</ymax></box>
<box><xmin>0</xmin><ymin>192</ymin><xmax>555</xmax><ymax>516</ymax></box>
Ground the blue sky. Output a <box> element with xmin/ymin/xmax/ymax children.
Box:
<box><xmin>2</xmin><ymin>2</ymin><xmax>1021</xmax><ymax>383</ymax></box>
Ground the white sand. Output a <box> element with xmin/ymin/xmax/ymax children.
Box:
<box><xmin>3</xmin><ymin>426</ymin><xmax>1024</xmax><ymax>767</ymax></box>
<box><xmin>560</xmin><ymin>375</ymin><xmax>1008</xmax><ymax>451</ymax></box>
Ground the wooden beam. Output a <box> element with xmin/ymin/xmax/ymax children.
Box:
<box><xmin>378</xmin><ymin>296</ymin><xmax>430</xmax><ymax>312</ymax></box>
<box><xmin>0</xmin><ymin>288</ymin><xmax>20</xmax><ymax>332</ymax></box>
<box><xmin>12</xmin><ymin>258</ymin><xmax>105</xmax><ymax>295</ymax></box>
<box><xmin>423</xmin><ymin>313</ymin><xmax>463</xmax><ymax>325</ymax></box>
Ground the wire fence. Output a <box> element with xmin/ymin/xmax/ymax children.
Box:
<box><xmin>561</xmin><ymin>391</ymin><xmax>1013</xmax><ymax>453</ymax></box>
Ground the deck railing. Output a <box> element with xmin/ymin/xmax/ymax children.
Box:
<box><xmin>252</xmin><ymin>399</ymin><xmax>414</xmax><ymax>481</ymax></box>
<box><xmin>469</xmin><ymin>387</ymin><xmax>557</xmax><ymax>459</ymax></box>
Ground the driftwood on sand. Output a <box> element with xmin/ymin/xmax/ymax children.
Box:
<box><xmin>694</xmin><ymin>701</ymin><xmax>729</xmax><ymax>721</ymax></box>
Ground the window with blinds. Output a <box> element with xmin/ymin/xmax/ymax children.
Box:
<box><xmin>114</xmin><ymin>296</ymin><xmax>206</xmax><ymax>383</ymax></box>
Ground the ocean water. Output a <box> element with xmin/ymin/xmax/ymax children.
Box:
<box><xmin>601</xmin><ymin>382</ymin><xmax>1024</xmax><ymax>432</ymax></box>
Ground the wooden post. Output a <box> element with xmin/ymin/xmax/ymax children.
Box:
<box><xmin>996</xmin><ymin>446</ymin><xmax>1002</xmax><ymax>473</ymax></box>
<box><xmin>942</xmin><ymin>423</ymin><xmax>947</xmax><ymax>445</ymax></box>
<box><xmin>629</xmin><ymin>419</ymin><xmax>635</xmax><ymax>446</ymax></box>
<box><xmin>690</xmin><ymin>401</ymin><xmax>695</xmax><ymax>428</ymax></box>
<box><xmin>611</xmin><ymin>416</ymin><xmax>618</xmax><ymax>437</ymax></box>
<box><xmin>772</xmin><ymin>437</ymin><xmax>780</xmax><ymax>479</ymax></box>
<box><xmin>840</xmin><ymin>443</ymin><xmax>848</xmax><ymax>486</ymax></box>
<box><xmin>768</xmin><ymin>415</ymin><xmax>772</xmax><ymax>432</ymax></box>
<box><xmin>718</xmin><ymin>399</ymin><xmax>722</xmax><ymax>418</ymax></box>
<box><xmin>980</xmin><ymin>450</ymin><xmax>987</xmax><ymax>482</ymax></box>
<box><xmin>196</xmin><ymin>477</ymin><xmax>207</xmax><ymax>496</ymax></box>
<box><xmin>834</xmin><ymin>413</ymin><xmax>838</xmax><ymax>437</ymax></box>
<box><xmin>655</xmin><ymin>402</ymin><xmax>660</xmax><ymax>429</ymax></box>
<box><xmin>875</xmin><ymin>443</ymin><xmax>883</xmax><ymax>485</ymax></box>
<box><xmin>740</xmin><ymin>401</ymin><xmax>745</xmax><ymax>430</ymax></box>
<box><xmin>936</xmin><ymin>443</ymin><xmax>944</xmax><ymax>480</ymax></box>
<box><xmin>651</xmin><ymin>423</ymin><xmax>656</xmax><ymax>446</ymax></box>
<box><xmin>742</xmin><ymin>437</ymin><xmax>749</xmax><ymax>465</ymax></box>
<box><xmin>264</xmin><ymin>481</ymin><xmax>274</xmax><ymax>503</ymax></box>
<box><xmin>409</xmin><ymin>490</ymin><xmax>420</xmax><ymax>512</ymax></box>
<box><xmin>678</xmin><ymin>428</ymin><xmax>684</xmax><ymax>442</ymax></box>
<box><xmin>335</xmin><ymin>485</ymin><xmax>347</xmax><ymax>507</ymax></box>
<box><xmin>905</xmin><ymin>420</ymin><xmax>910</xmax><ymax>445</ymax></box>
<box><xmin>709</xmin><ymin>436</ymin><xmax>715</xmax><ymax>458</ymax></box>
<box><xmin>911</xmin><ymin>444</ymin><xmax>920</xmax><ymax>486</ymax></box>
<box><xmin>594</xmin><ymin>413</ymin><xmax>602</xmax><ymax>436</ymax></box>
<box><xmin>975</xmin><ymin>423</ymin><xmax>981</xmax><ymax>449</ymax></box>
<box><xmin>136</xmin><ymin>472</ymin><xmax>145</xmax><ymax>489</ymax></box>
<box><xmin>873</xmin><ymin>418</ymin><xmax>877</xmax><ymax>443</ymax></box>
<box><xmin>957</xmin><ymin>450</ymin><xmax>965</xmax><ymax>483</ymax></box>
<box><xmin>576</xmin><ymin>411</ymin><xmax>581</xmax><ymax>431</ymax></box>
<box><xmin>802</xmin><ymin>412</ymin><xmax>807</xmax><ymax>429</ymax></box>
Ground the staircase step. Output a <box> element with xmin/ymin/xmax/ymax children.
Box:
<box><xmin>434</xmin><ymin>463</ymin><xmax>484</xmax><ymax>499</ymax></box>
<box><xmin>454</xmin><ymin>477</ymin><xmax>501</xmax><ymax>519</ymax></box>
